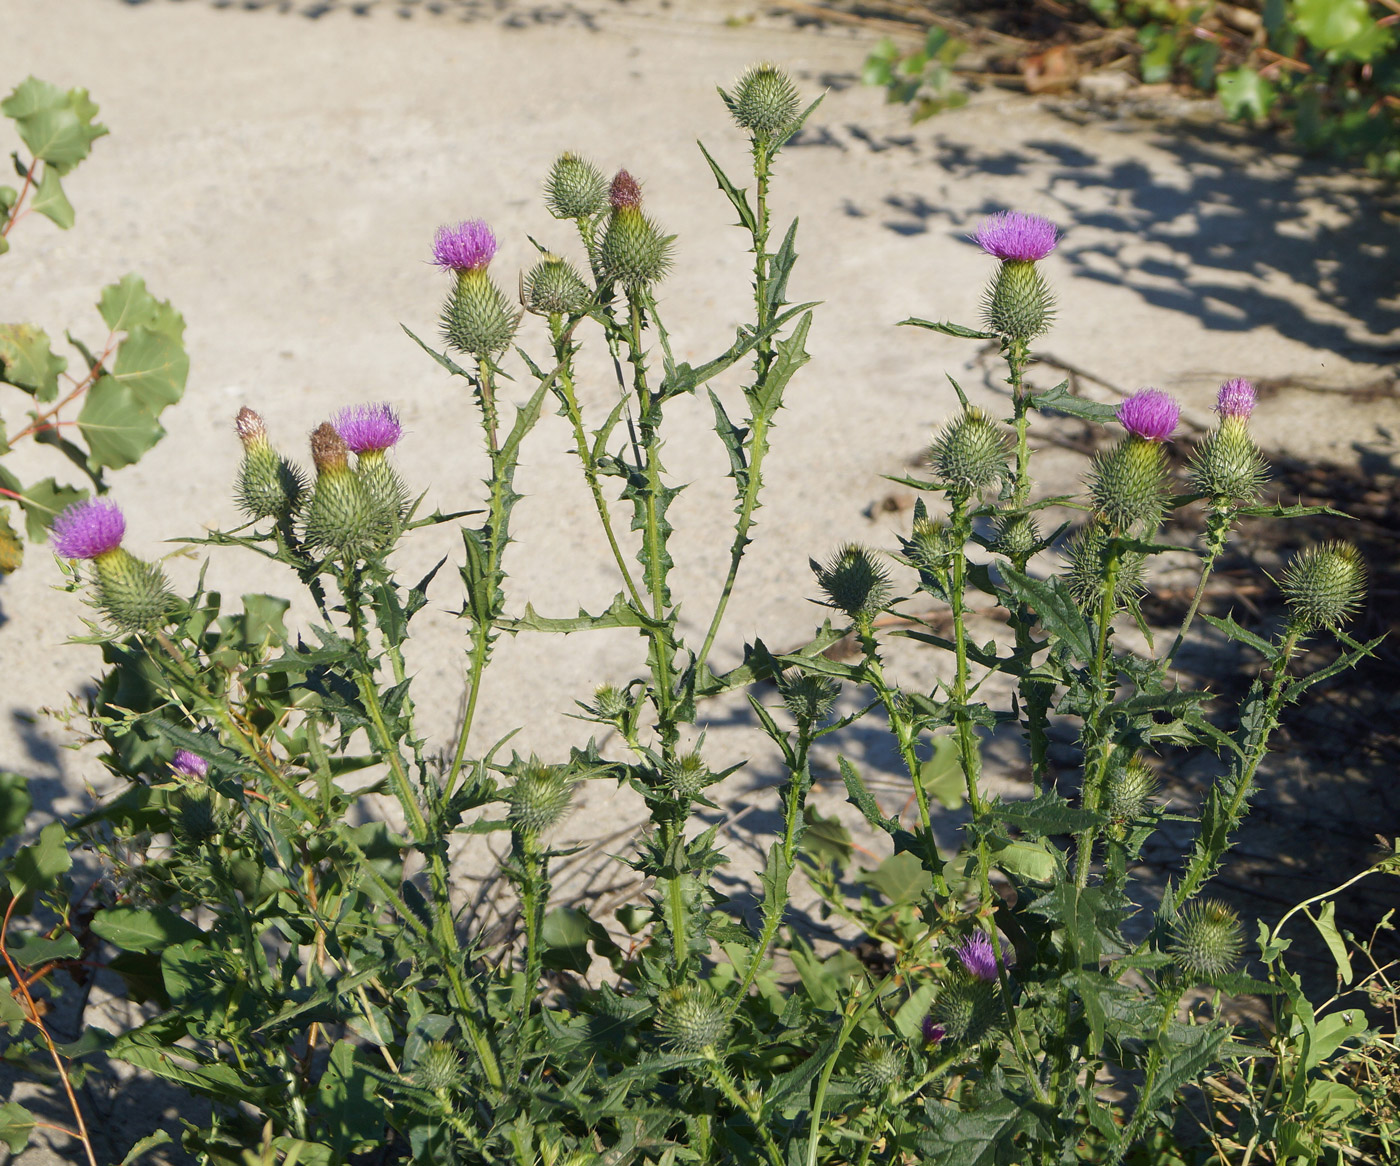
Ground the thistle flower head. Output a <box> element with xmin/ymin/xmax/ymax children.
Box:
<box><xmin>333</xmin><ymin>403</ymin><xmax>402</xmax><ymax>454</ymax></box>
<box><xmin>310</xmin><ymin>422</ymin><xmax>351</xmax><ymax>476</ymax></box>
<box><xmin>523</xmin><ymin>254</ymin><xmax>591</xmax><ymax>316</ymax></box>
<box><xmin>1104</xmin><ymin>756</ymin><xmax>1158</xmax><ymax>823</ymax></box>
<box><xmin>411</xmin><ymin>1041</ymin><xmax>464</xmax><ymax>1094</ymax></box>
<box><xmin>933</xmin><ymin>976</ymin><xmax>998</xmax><ymax>1044</ymax></box>
<box><xmin>655</xmin><ymin>985</ymin><xmax>729</xmax><ymax>1053</ymax></box>
<box><xmin>955</xmin><ymin>932</ymin><xmax>1000</xmax><ymax>982</ymax></box>
<box><xmin>235</xmin><ymin>406</ymin><xmax>269</xmax><ymax>449</ymax></box>
<box><xmin>432</xmin><ymin>220</ymin><xmax>498</xmax><ymax>273</ymax></box>
<box><xmin>1170</xmin><ymin>899</ymin><xmax>1244</xmax><ymax>980</ymax></box>
<box><xmin>814</xmin><ymin>544</ymin><xmax>891</xmax><ymax>624</ymax></box>
<box><xmin>854</xmin><ymin>1040</ymin><xmax>903</xmax><ymax>1091</ymax></box>
<box><xmin>609</xmin><ymin>170</ymin><xmax>642</xmax><ymax>211</ymax></box>
<box><xmin>727</xmin><ymin>63</ymin><xmax>802</xmax><ymax>138</ymax></box>
<box><xmin>545</xmin><ymin>152</ymin><xmax>608</xmax><ymax>219</ymax></box>
<box><xmin>931</xmin><ymin>407</ymin><xmax>1009</xmax><ymax>494</ymax></box>
<box><xmin>921</xmin><ymin>1016</ymin><xmax>946</xmax><ymax>1045</ymax></box>
<box><xmin>1116</xmin><ymin>389</ymin><xmax>1180</xmax><ymax>443</ymax></box>
<box><xmin>171</xmin><ymin>749</ymin><xmax>209</xmax><ymax>778</ymax></box>
<box><xmin>1216</xmin><ymin>378</ymin><xmax>1256</xmax><ymax>422</ymax></box>
<box><xmin>52</xmin><ymin>499</ymin><xmax>125</xmax><ymax>560</ymax></box>
<box><xmin>664</xmin><ymin>751</ymin><xmax>712</xmax><ymax>799</ymax></box>
<box><xmin>778</xmin><ymin>670</ymin><xmax>840</xmax><ymax>726</ymax></box>
<box><xmin>1281</xmin><ymin>542</ymin><xmax>1367</xmax><ymax>632</ymax></box>
<box><xmin>974</xmin><ymin>211</ymin><xmax>1058</xmax><ymax>262</ymax></box>
<box><xmin>507</xmin><ymin>762</ymin><xmax>573</xmax><ymax>834</ymax></box>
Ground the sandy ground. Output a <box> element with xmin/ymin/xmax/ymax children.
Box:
<box><xmin>2</xmin><ymin>0</ymin><xmax>1399</xmax><ymax>1159</ymax></box>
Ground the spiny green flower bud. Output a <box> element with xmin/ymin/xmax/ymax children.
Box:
<box><xmin>508</xmin><ymin>762</ymin><xmax>573</xmax><ymax>834</ymax></box>
<box><xmin>357</xmin><ymin>455</ymin><xmax>408</xmax><ymax>548</ymax></box>
<box><xmin>1170</xmin><ymin>900</ymin><xmax>1244</xmax><ymax>980</ymax></box>
<box><xmin>441</xmin><ymin>267</ymin><xmax>520</xmax><ymax>357</ymax></box>
<box><xmin>544</xmin><ymin>152</ymin><xmax>608</xmax><ymax>220</ymax></box>
<box><xmin>410</xmin><ymin>1041</ymin><xmax>463</xmax><ymax>1094</ymax></box>
<box><xmin>778</xmin><ymin>670</ymin><xmax>840</xmax><ymax>726</ymax></box>
<box><xmin>992</xmin><ymin>511</ymin><xmax>1040</xmax><ymax>561</ymax></box>
<box><xmin>853</xmin><ymin>1039</ymin><xmax>903</xmax><ymax>1092</ymax></box>
<box><xmin>725</xmin><ymin>63</ymin><xmax>802</xmax><ymax>139</ymax></box>
<box><xmin>1104</xmin><ymin>756</ymin><xmax>1158</xmax><ymax>823</ymax></box>
<box><xmin>94</xmin><ymin>548</ymin><xmax>172</xmax><ymax>633</ymax></box>
<box><xmin>1089</xmin><ymin>436</ymin><xmax>1169</xmax><ymax>531</ymax></box>
<box><xmin>981</xmin><ymin>259</ymin><xmax>1055</xmax><ymax>343</ymax></box>
<box><xmin>235</xmin><ymin>408</ymin><xmax>305</xmax><ymax>520</ymax></box>
<box><xmin>302</xmin><ymin>424</ymin><xmax>378</xmax><ymax>562</ymax></box>
<box><xmin>1281</xmin><ymin>542</ymin><xmax>1366</xmax><ymax>632</ymax></box>
<box><xmin>655</xmin><ymin>985</ymin><xmax>729</xmax><ymax>1053</ymax></box>
<box><xmin>663</xmin><ymin>751</ymin><xmax>711</xmax><ymax>799</ymax></box>
<box><xmin>932</xmin><ymin>976</ymin><xmax>998</xmax><ymax>1045</ymax></box>
<box><xmin>813</xmin><ymin>543</ymin><xmax>891</xmax><ymax>624</ymax></box>
<box><xmin>901</xmin><ymin>509</ymin><xmax>954</xmax><ymax>576</ymax></box>
<box><xmin>930</xmin><ymin>408</ymin><xmax>1009</xmax><ymax>495</ymax></box>
<box><xmin>524</xmin><ymin>254</ymin><xmax>592</xmax><ymax>316</ymax></box>
<box><xmin>600</xmin><ymin>206</ymin><xmax>674</xmax><ymax>289</ymax></box>
<box><xmin>590</xmin><ymin>684</ymin><xmax>630</xmax><ymax>722</ymax></box>
<box><xmin>1189</xmin><ymin>417</ymin><xmax>1268</xmax><ymax>505</ymax></box>
<box><xmin>1066</xmin><ymin>520</ymin><xmax>1146</xmax><ymax>611</ymax></box>
<box><xmin>175</xmin><ymin>791</ymin><xmax>221</xmax><ymax>844</ymax></box>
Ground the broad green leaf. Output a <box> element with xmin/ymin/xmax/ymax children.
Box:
<box><xmin>799</xmin><ymin>805</ymin><xmax>852</xmax><ymax>868</ymax></box>
<box><xmin>117</xmin><ymin>1130</ymin><xmax>173</xmax><ymax>1166</ymax></box>
<box><xmin>13</xmin><ymin>476</ymin><xmax>86</xmax><ymax>540</ymax></box>
<box><xmin>110</xmin><ymin>311</ymin><xmax>188</xmax><ymax>407</ymax></box>
<box><xmin>316</xmin><ymin>1040</ymin><xmax>382</xmax><ymax>1158</ymax></box>
<box><xmin>91</xmin><ymin>906</ymin><xmax>205</xmax><ymax>953</ymax></box>
<box><xmin>917</xmin><ymin>734</ymin><xmax>964</xmax><ymax>810</ymax></box>
<box><xmin>893</xmin><ymin>980</ymin><xmax>939</xmax><ymax>1040</ymax></box>
<box><xmin>860</xmin><ymin>850</ymin><xmax>932</xmax><ymax>904</ymax></box>
<box><xmin>1304</xmin><ymin>900</ymin><xmax>1352</xmax><ymax>985</ymax></box>
<box><xmin>0</xmin><ymin>772</ymin><xmax>30</xmax><ymax>839</ymax></box>
<box><xmin>541</xmin><ymin>906</ymin><xmax>620</xmax><ymax>973</ymax></box>
<box><xmin>999</xmin><ymin>565</ymin><xmax>1096</xmax><ymax>664</ymax></box>
<box><xmin>0</xmin><ymin>78</ymin><xmax>108</xmax><ymax>175</ymax></box>
<box><xmin>1303</xmin><ymin>1008</ymin><xmax>1369</xmax><ymax>1072</ymax></box>
<box><xmin>1217</xmin><ymin>68</ymin><xmax>1275</xmax><ymax>120</ymax></box>
<box><xmin>988</xmin><ymin>838</ymin><xmax>1057</xmax><ymax>884</ymax></box>
<box><xmin>5</xmin><ymin>931</ymin><xmax>80</xmax><ymax>966</ymax></box>
<box><xmin>0</xmin><ymin>1101</ymin><xmax>35</xmax><ymax>1154</ymax></box>
<box><xmin>1293</xmin><ymin>0</ymin><xmax>1391</xmax><ymax>58</ymax></box>
<box><xmin>917</xmin><ymin>1098</ymin><xmax>1037</xmax><ymax>1165</ymax></box>
<box><xmin>991</xmin><ymin>791</ymin><xmax>1102</xmax><ymax>836</ymax></box>
<box><xmin>98</xmin><ymin>274</ymin><xmax>163</xmax><ymax>333</ymax></box>
<box><xmin>30</xmin><ymin>163</ymin><xmax>73</xmax><ymax>228</ymax></box>
<box><xmin>0</xmin><ymin>510</ymin><xmax>21</xmax><ymax>573</ymax></box>
<box><xmin>6</xmin><ymin>821</ymin><xmax>70</xmax><ymax>903</ymax></box>
<box><xmin>77</xmin><ymin>374</ymin><xmax>167</xmax><ymax>468</ymax></box>
<box><xmin>0</xmin><ymin>322</ymin><xmax>67</xmax><ymax>400</ymax></box>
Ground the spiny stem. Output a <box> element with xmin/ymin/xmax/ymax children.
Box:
<box><xmin>1075</xmin><ymin>549</ymin><xmax>1121</xmax><ymax>887</ymax></box>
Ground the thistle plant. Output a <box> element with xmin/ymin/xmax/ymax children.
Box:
<box><xmin>4</xmin><ymin>67</ymin><xmax>1396</xmax><ymax>1166</ymax></box>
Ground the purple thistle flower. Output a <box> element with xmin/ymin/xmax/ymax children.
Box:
<box><xmin>51</xmin><ymin>498</ymin><xmax>125</xmax><ymax>560</ymax></box>
<box><xmin>1117</xmin><ymin>388</ymin><xmax>1180</xmax><ymax>443</ymax></box>
<box><xmin>974</xmin><ymin>211</ymin><xmax>1059</xmax><ymax>262</ymax></box>
<box><xmin>921</xmin><ymin>1016</ymin><xmax>947</xmax><ymax>1045</ymax></box>
<box><xmin>955</xmin><ymin>933</ymin><xmax>1000</xmax><ymax>982</ymax></box>
<box><xmin>432</xmin><ymin>220</ymin><xmax>498</xmax><ymax>273</ymax></box>
<box><xmin>1215</xmin><ymin>378</ymin><xmax>1256</xmax><ymax>422</ymax></box>
<box><xmin>171</xmin><ymin>749</ymin><xmax>209</xmax><ymax>778</ymax></box>
<box><xmin>334</xmin><ymin>402</ymin><xmax>402</xmax><ymax>454</ymax></box>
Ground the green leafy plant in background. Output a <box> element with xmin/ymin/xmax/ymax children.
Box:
<box><xmin>0</xmin><ymin>76</ymin><xmax>188</xmax><ymax>574</ymax></box>
<box><xmin>864</xmin><ymin>1</ymin><xmax>1400</xmax><ymax>176</ymax></box>
<box><xmin>0</xmin><ymin>64</ymin><xmax>1397</xmax><ymax>1166</ymax></box>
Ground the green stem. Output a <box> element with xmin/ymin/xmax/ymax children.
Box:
<box><xmin>1075</xmin><ymin>548</ymin><xmax>1121</xmax><ymax>887</ymax></box>
<box><xmin>806</xmin><ymin>976</ymin><xmax>887</xmax><ymax>1166</ymax></box>
<box><xmin>949</xmin><ymin>495</ymin><xmax>984</xmax><ymax>817</ymax></box>
<box><xmin>704</xmin><ymin>1049</ymin><xmax>785</xmax><ymax>1166</ymax></box>
<box><xmin>1163</xmin><ymin>506</ymin><xmax>1232</xmax><ymax>670</ymax></box>
<box><xmin>514</xmin><ymin>828</ymin><xmax>546</xmax><ymax>1016</ymax></box>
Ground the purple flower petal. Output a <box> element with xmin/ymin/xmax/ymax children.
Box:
<box><xmin>1215</xmin><ymin>378</ymin><xmax>1256</xmax><ymax>422</ymax></box>
<box><xmin>1116</xmin><ymin>388</ymin><xmax>1180</xmax><ymax>443</ymax></box>
<box><xmin>334</xmin><ymin>403</ymin><xmax>402</xmax><ymax>454</ymax></box>
<box><xmin>171</xmin><ymin>749</ymin><xmax>209</xmax><ymax>778</ymax></box>
<box><xmin>955</xmin><ymin>933</ymin><xmax>1000</xmax><ymax>982</ymax></box>
<box><xmin>432</xmin><ymin>220</ymin><xmax>497</xmax><ymax>272</ymax></box>
<box><xmin>974</xmin><ymin>211</ymin><xmax>1059</xmax><ymax>262</ymax></box>
<box><xmin>51</xmin><ymin>499</ymin><xmax>125</xmax><ymax>560</ymax></box>
<box><xmin>921</xmin><ymin>1016</ymin><xmax>947</xmax><ymax>1045</ymax></box>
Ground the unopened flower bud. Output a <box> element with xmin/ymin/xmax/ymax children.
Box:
<box><xmin>545</xmin><ymin>153</ymin><xmax>608</xmax><ymax>220</ymax></box>
<box><xmin>854</xmin><ymin>1039</ymin><xmax>903</xmax><ymax>1091</ymax></box>
<box><xmin>93</xmin><ymin>547</ymin><xmax>173</xmax><ymax>633</ymax></box>
<box><xmin>778</xmin><ymin>670</ymin><xmax>840</xmax><ymax>726</ymax></box>
<box><xmin>1089</xmin><ymin>435</ymin><xmax>1169</xmax><ymax>531</ymax></box>
<box><xmin>931</xmin><ymin>407</ymin><xmax>1008</xmax><ymax>495</ymax></box>
<box><xmin>335</xmin><ymin>403</ymin><xmax>407</xmax><ymax>547</ymax></box>
<box><xmin>524</xmin><ymin>255</ymin><xmax>592</xmax><ymax>316</ymax></box>
<box><xmin>663</xmin><ymin>751</ymin><xmax>711</xmax><ymax>799</ymax></box>
<box><xmin>1066</xmin><ymin>519</ymin><xmax>1146</xmax><ymax>611</ymax></box>
<box><xmin>508</xmin><ymin>763</ymin><xmax>573</xmax><ymax>835</ymax></box>
<box><xmin>600</xmin><ymin>201</ymin><xmax>674</xmax><ymax>289</ymax></box>
<box><xmin>175</xmin><ymin>791</ymin><xmax>221</xmax><ymax>844</ymax></box>
<box><xmin>813</xmin><ymin>543</ymin><xmax>891</xmax><ymax>624</ymax></box>
<box><xmin>1104</xmin><ymin>756</ymin><xmax>1157</xmax><ymax>823</ymax></box>
<box><xmin>726</xmin><ymin>63</ymin><xmax>802</xmax><ymax>139</ymax></box>
<box><xmin>302</xmin><ymin>423</ymin><xmax>378</xmax><ymax>561</ymax></box>
<box><xmin>1281</xmin><ymin>542</ymin><xmax>1366</xmax><ymax>632</ymax></box>
<box><xmin>410</xmin><ymin>1041</ymin><xmax>464</xmax><ymax>1094</ymax></box>
<box><xmin>655</xmin><ymin>985</ymin><xmax>729</xmax><ymax>1053</ymax></box>
<box><xmin>1170</xmin><ymin>899</ymin><xmax>1244</xmax><ymax>980</ymax></box>
<box><xmin>590</xmin><ymin>684</ymin><xmax>630</xmax><ymax>722</ymax></box>
<box><xmin>235</xmin><ymin>409</ymin><xmax>305</xmax><ymax>521</ymax></box>
<box><xmin>932</xmin><ymin>975</ymin><xmax>998</xmax><ymax>1044</ymax></box>
<box><xmin>1189</xmin><ymin>421</ymin><xmax>1267</xmax><ymax>505</ymax></box>
<box><xmin>992</xmin><ymin>511</ymin><xmax>1040</xmax><ymax>560</ymax></box>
